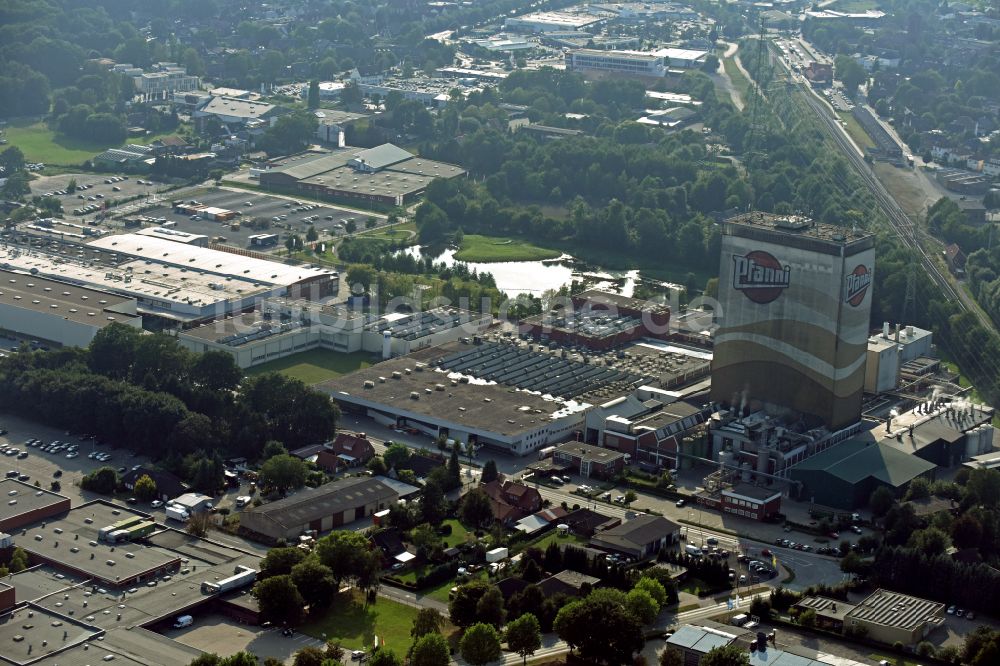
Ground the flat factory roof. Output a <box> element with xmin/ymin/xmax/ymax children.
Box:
<box><xmin>302</xmin><ymin>165</ymin><xmax>438</xmax><ymax>198</ymax></box>
<box><xmin>0</xmin><ymin>603</ymin><xmax>101</xmax><ymax>666</ymax></box>
<box><xmin>244</xmin><ymin>476</ymin><xmax>398</xmax><ymax>529</ymax></box>
<box><xmin>318</xmin><ymin>349</ymin><xmax>590</xmax><ymax>438</ymax></box>
<box><xmin>845</xmin><ymin>588</ymin><xmax>944</xmax><ymax>630</ymax></box>
<box><xmin>365</xmin><ymin>307</ymin><xmax>489</xmax><ymax>341</ymax></box>
<box><xmin>18</xmin><ymin>503</ymin><xmax>180</xmax><ymax>585</ymax></box>
<box><xmin>0</xmin><ymin>239</ymin><xmax>270</xmax><ymax>317</ymax></box>
<box><xmin>88</xmin><ymin>233</ymin><xmax>333</xmax><ymax>287</ymax></box>
<box><xmin>0</xmin><ymin>268</ymin><xmax>140</xmax><ymax>329</ymax></box>
<box><xmin>0</xmin><ymin>479</ymin><xmax>70</xmax><ymax>523</ymax></box>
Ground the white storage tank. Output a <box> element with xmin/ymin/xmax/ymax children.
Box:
<box><xmin>740</xmin><ymin>462</ymin><xmax>752</xmax><ymax>483</ymax></box>
<box><xmin>966</xmin><ymin>427</ymin><xmax>981</xmax><ymax>460</ymax></box>
<box><xmin>980</xmin><ymin>425</ymin><xmax>995</xmax><ymax>454</ymax></box>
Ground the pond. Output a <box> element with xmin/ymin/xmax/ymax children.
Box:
<box><xmin>400</xmin><ymin>246</ymin><xmax>657</xmax><ymax>298</ymax></box>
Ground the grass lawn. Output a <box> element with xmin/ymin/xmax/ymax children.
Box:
<box><xmin>425</xmin><ymin>570</ymin><xmax>488</xmax><ymax>603</ymax></box>
<box><xmin>679</xmin><ymin>577</ymin><xmax>711</xmax><ymax>596</ymax></box>
<box><xmin>836</xmin><ymin>111</ymin><xmax>875</xmax><ymax>151</ymax></box>
<box><xmin>299</xmin><ymin>590</ymin><xmax>421</xmax><ymax>651</ymax></box>
<box><xmin>3</xmin><ymin>120</ymin><xmax>183</xmax><ymax>166</ymax></box>
<box><xmin>441</xmin><ymin>518</ymin><xmax>472</xmax><ymax>548</ymax></box>
<box><xmin>531</xmin><ymin>530</ymin><xmax>589</xmax><ymax>553</ymax></box>
<box><xmin>869</xmin><ymin>655</ymin><xmax>921</xmax><ymax>666</ymax></box>
<box><xmin>723</xmin><ymin>57</ymin><xmax>752</xmax><ymax>101</ymax></box>
<box><xmin>359</xmin><ymin>221</ymin><xmax>417</xmax><ymax>241</ymax></box>
<box><xmin>245</xmin><ymin>349</ymin><xmax>371</xmax><ymax>384</ymax></box>
<box><xmin>4</xmin><ymin>120</ymin><xmax>112</xmax><ymax>165</ymax></box>
<box><xmin>453</xmin><ymin>234</ymin><xmax>562</xmax><ymax>263</ymax></box>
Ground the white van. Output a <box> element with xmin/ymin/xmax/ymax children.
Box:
<box><xmin>685</xmin><ymin>544</ymin><xmax>703</xmax><ymax>557</ymax></box>
<box><xmin>173</xmin><ymin>615</ymin><xmax>193</xmax><ymax>628</ymax></box>
<box><xmin>235</xmin><ymin>496</ymin><xmax>251</xmax><ymax>508</ymax></box>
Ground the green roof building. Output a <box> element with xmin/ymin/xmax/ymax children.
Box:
<box><xmin>788</xmin><ymin>436</ymin><xmax>935</xmax><ymax>510</ymax></box>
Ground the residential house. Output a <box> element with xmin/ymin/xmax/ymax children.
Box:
<box><xmin>481</xmin><ymin>479</ymin><xmax>542</xmax><ymax>525</ymax></box>
<box><xmin>561</xmin><ymin>507</ymin><xmax>620</xmax><ymax>537</ymax></box>
<box><xmin>328</xmin><ymin>432</ymin><xmax>376</xmax><ymax>468</ymax></box>
<box><xmin>538</xmin><ymin>570</ymin><xmax>600</xmax><ymax>597</ymax></box>
<box><xmin>121</xmin><ymin>466</ymin><xmax>188</xmax><ymax>502</ymax></box>
<box><xmin>944</xmin><ymin>243</ymin><xmax>967</xmax><ymax>276</ymax></box>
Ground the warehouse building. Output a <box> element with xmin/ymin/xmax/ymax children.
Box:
<box><xmin>788</xmin><ymin>436</ymin><xmax>936</xmax><ymax>509</ymax></box>
<box><xmin>843</xmin><ymin>589</ymin><xmax>944</xmax><ymax>646</ymax></box>
<box><xmin>0</xmin><ymin>269</ymin><xmax>142</xmax><ymax>347</ymax></box>
<box><xmin>177</xmin><ymin>299</ymin><xmax>490</xmax><ymax>368</ymax></box>
<box><xmin>589</xmin><ymin>515</ymin><xmax>679</xmax><ymax>559</ymax></box>
<box><xmin>0</xmin><ymin>480</ymin><xmax>71</xmax><ymax>532</ymax></box>
<box><xmin>504</xmin><ymin>11</ymin><xmax>608</xmax><ymax>33</ymax></box>
<box><xmin>711</xmin><ymin>213</ymin><xmax>874</xmax><ymax>431</ymax></box>
<box><xmin>88</xmin><ymin>232</ymin><xmax>338</xmax><ymax>300</ymax></box>
<box><xmin>258</xmin><ymin>145</ymin><xmax>465</xmax><ymax>207</ymax></box>
<box><xmin>318</xmin><ymin>342</ymin><xmax>591</xmax><ymax>456</ymax></box>
<box><xmin>192</xmin><ymin>96</ymin><xmax>288</xmax><ymax>133</ymax></box>
<box><xmin>240</xmin><ymin>476</ymin><xmax>398</xmax><ymax>542</ymax></box>
<box><xmin>872</xmin><ymin>398</ymin><xmax>994</xmax><ymax>468</ymax></box>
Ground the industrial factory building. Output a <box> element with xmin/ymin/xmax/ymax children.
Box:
<box><xmin>177</xmin><ymin>299</ymin><xmax>491</xmax><ymax>368</ymax></box>
<box><xmin>865</xmin><ymin>323</ymin><xmax>934</xmax><ymax>394</ymax></box>
<box><xmin>0</xmin><ymin>268</ymin><xmax>142</xmax><ymax>347</ymax></box>
<box><xmin>711</xmin><ymin>213</ymin><xmax>875</xmax><ymax>431</ymax></box>
<box><xmin>872</xmin><ymin>398</ymin><xmax>994</xmax><ymax>468</ymax></box>
<box><xmin>258</xmin><ymin>145</ymin><xmax>465</xmax><ymax>207</ymax></box>
<box><xmin>520</xmin><ymin>289</ymin><xmax>671</xmax><ymax>350</ymax></box>
<box><xmin>504</xmin><ymin>11</ymin><xmax>607</xmax><ymax>33</ymax></box>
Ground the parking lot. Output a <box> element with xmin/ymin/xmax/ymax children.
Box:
<box><xmin>0</xmin><ymin>413</ymin><xmax>152</xmax><ymax>507</ymax></box>
<box><xmin>141</xmin><ymin>188</ymin><xmax>385</xmax><ymax>252</ymax></box>
<box><xmin>29</xmin><ymin>173</ymin><xmax>164</xmax><ymax>220</ymax></box>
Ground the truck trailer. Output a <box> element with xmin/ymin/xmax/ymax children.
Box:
<box><xmin>165</xmin><ymin>505</ymin><xmax>190</xmax><ymax>522</ymax></box>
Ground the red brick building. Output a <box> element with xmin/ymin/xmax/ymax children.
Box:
<box><xmin>328</xmin><ymin>432</ymin><xmax>376</xmax><ymax>467</ymax></box>
<box><xmin>698</xmin><ymin>484</ymin><xmax>783</xmax><ymax>522</ymax></box>
<box><xmin>481</xmin><ymin>480</ymin><xmax>542</xmax><ymax>525</ymax></box>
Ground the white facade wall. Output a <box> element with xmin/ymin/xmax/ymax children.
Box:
<box><xmin>0</xmin><ymin>304</ymin><xmax>140</xmax><ymax>347</ymax></box>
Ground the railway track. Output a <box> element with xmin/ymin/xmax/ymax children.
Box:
<box><xmin>793</xmin><ymin>77</ymin><xmax>993</xmax><ymax>329</ymax></box>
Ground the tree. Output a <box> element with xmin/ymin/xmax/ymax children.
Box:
<box><xmin>316</xmin><ymin>530</ymin><xmax>380</xmax><ymax>587</ymax></box>
<box><xmin>257</xmin><ymin>111</ymin><xmax>319</xmax><ymax>156</ymax></box>
<box><xmin>449</xmin><ymin>580</ymin><xmax>491</xmax><ymax>627</ymax></box>
<box><xmin>345</xmin><ymin>219</ymin><xmax>357</xmax><ymax>234</ymax></box>
<box><xmin>460</xmin><ymin>488</ymin><xmax>494</xmax><ymax>528</ymax></box>
<box><xmin>8</xmin><ymin>547</ymin><xmax>28</xmax><ymax>574</ymax></box>
<box><xmin>505</xmin><ymin>612</ymin><xmax>541</xmax><ymax>666</ymax></box>
<box><xmin>701</xmin><ymin>644</ymin><xmax>751</xmax><ymax>666</ymax></box>
<box><xmin>259</xmin><ymin>454</ymin><xmax>308</xmax><ymax>492</ymax></box>
<box><xmin>411</xmin><ymin>523</ymin><xmax>443</xmax><ymax>558</ymax></box>
<box><xmin>186</xmin><ymin>511</ymin><xmax>212</xmax><ymax>538</ymax></box>
<box><xmin>306</xmin><ymin>225</ymin><xmax>319</xmax><ymax>242</ymax></box>
<box><xmin>325</xmin><ymin>640</ymin><xmax>345</xmax><ymax>663</ymax></box>
<box><xmin>253</xmin><ymin>574</ymin><xmax>306</xmax><ymax>625</ymax></box>
<box><xmin>262</xmin><ymin>440</ymin><xmax>288</xmax><ymax>460</ymax></box>
<box><xmin>308</xmin><ymin>80</ymin><xmax>320</xmax><ymax>110</ymax></box>
<box><xmin>476</xmin><ymin>585</ymin><xmax>506</xmax><ymax>628</ymax></box>
<box><xmin>367</xmin><ymin>455</ymin><xmax>388</xmax><ymax>476</ymax></box>
<box><xmin>411</xmin><ymin>608</ymin><xmax>443</xmax><ymax>640</ymax></box>
<box><xmin>481</xmin><ymin>459</ymin><xmax>499</xmax><ymax>484</ymax></box>
<box><xmin>626</xmin><ymin>588</ymin><xmax>660</xmax><ymax>625</ymax></box>
<box><xmin>834</xmin><ymin>54</ymin><xmax>867</xmax><ymax>92</ymax></box>
<box><xmin>905</xmin><ymin>477</ymin><xmax>931</xmax><ymax>501</ymax></box>
<box><xmin>260</xmin><ymin>546</ymin><xmax>307</xmax><ymax>579</ymax></box>
<box><xmin>798</xmin><ymin>608</ymin><xmax>818</xmax><ymax>628</ymax></box>
<box><xmin>554</xmin><ymin>594</ymin><xmax>643</xmax><ymax>664</ymax></box>
<box><xmin>460</xmin><ymin>622</ymin><xmax>502</xmax><ymax>666</ymax></box>
<box><xmin>367</xmin><ymin>649</ymin><xmax>402</xmax><ymax>666</ymax></box>
<box><xmin>660</xmin><ymin>647</ymin><xmax>683</xmax><ymax>666</ymax></box>
<box><xmin>0</xmin><ymin>146</ymin><xmax>25</xmax><ymax>173</ymax></box>
<box><xmin>191</xmin><ymin>350</ymin><xmax>243</xmax><ymax>391</ymax></box>
<box><xmin>291</xmin><ymin>558</ymin><xmax>337</xmax><ymax>611</ymax></box>
<box><xmin>384</xmin><ymin>443</ymin><xmax>412</xmax><ymax>470</ymax></box>
<box><xmin>870</xmin><ymin>486</ymin><xmax>895</xmax><ymax>518</ymax></box>
<box><xmin>448</xmin><ymin>446</ymin><xmax>462</xmax><ymax>488</ymax></box>
<box><xmin>634</xmin><ymin>577</ymin><xmax>667</xmax><ymax>608</ymax></box>
<box><xmin>952</xmin><ymin>513</ymin><xmax>983</xmax><ymax>549</ymax></box>
<box><xmin>419</xmin><ymin>476</ymin><xmax>446</xmax><ymax>526</ymax></box>
<box><xmin>410</xmin><ymin>632</ymin><xmax>450</xmax><ymax>666</ymax></box>
<box><xmin>81</xmin><ymin>466</ymin><xmax>118</xmax><ymax>494</ymax></box>
<box><xmin>134</xmin><ymin>474</ymin><xmax>157</xmax><ymax>502</ymax></box>
<box><xmin>292</xmin><ymin>646</ymin><xmax>325</xmax><ymax>666</ymax></box>
<box><xmin>908</xmin><ymin>527</ymin><xmax>951</xmax><ymax>557</ymax></box>
<box><xmin>623</xmin><ymin>490</ymin><xmax>638</xmax><ymax>508</ymax></box>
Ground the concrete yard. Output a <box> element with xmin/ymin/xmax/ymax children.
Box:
<box><xmin>168</xmin><ymin>613</ymin><xmax>325</xmax><ymax>664</ymax></box>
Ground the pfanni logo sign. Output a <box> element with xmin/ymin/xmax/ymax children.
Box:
<box><xmin>845</xmin><ymin>264</ymin><xmax>872</xmax><ymax>307</ymax></box>
<box><xmin>732</xmin><ymin>251</ymin><xmax>790</xmax><ymax>304</ymax></box>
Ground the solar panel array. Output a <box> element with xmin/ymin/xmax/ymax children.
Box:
<box><xmin>434</xmin><ymin>340</ymin><xmax>646</xmax><ymax>399</ymax></box>
<box><xmin>366</xmin><ymin>309</ymin><xmax>475</xmax><ymax>341</ymax></box>
<box><xmin>217</xmin><ymin>320</ymin><xmax>303</xmax><ymax>346</ymax></box>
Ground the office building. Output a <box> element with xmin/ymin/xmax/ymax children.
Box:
<box><xmin>710</xmin><ymin>213</ymin><xmax>875</xmax><ymax>431</ymax></box>
<box><xmin>0</xmin><ymin>269</ymin><xmax>142</xmax><ymax>347</ymax></box>
<box><xmin>504</xmin><ymin>11</ymin><xmax>607</xmax><ymax>33</ymax></box>
<box><xmin>566</xmin><ymin>47</ymin><xmax>707</xmax><ymax>77</ymax></box>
